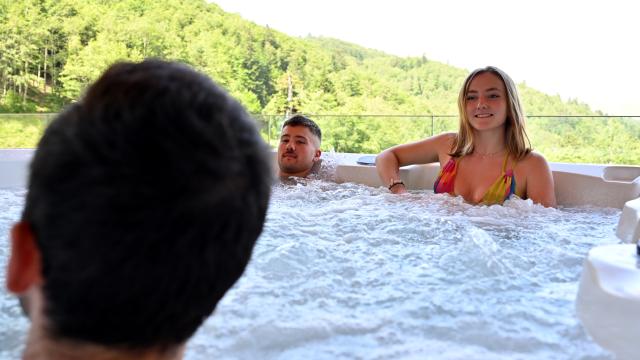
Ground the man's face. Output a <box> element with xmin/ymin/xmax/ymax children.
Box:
<box><xmin>277</xmin><ymin>125</ymin><xmax>321</xmax><ymax>177</ymax></box>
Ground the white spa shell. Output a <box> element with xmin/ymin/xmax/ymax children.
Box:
<box><xmin>576</xmin><ymin>244</ymin><xmax>640</xmax><ymax>360</ymax></box>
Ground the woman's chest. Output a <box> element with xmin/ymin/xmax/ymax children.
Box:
<box><xmin>453</xmin><ymin>157</ymin><xmax>521</xmax><ymax>203</ymax></box>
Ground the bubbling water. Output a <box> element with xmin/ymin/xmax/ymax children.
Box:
<box><xmin>187</xmin><ymin>180</ymin><xmax>619</xmax><ymax>359</ymax></box>
<box><xmin>0</xmin><ymin>188</ymin><xmax>29</xmax><ymax>360</ymax></box>
<box><xmin>0</xmin><ymin>182</ymin><xmax>620</xmax><ymax>359</ymax></box>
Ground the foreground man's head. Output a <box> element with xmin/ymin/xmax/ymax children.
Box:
<box><xmin>6</xmin><ymin>59</ymin><xmax>272</xmax><ymax>360</ymax></box>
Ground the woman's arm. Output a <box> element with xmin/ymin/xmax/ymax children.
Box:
<box><xmin>376</xmin><ymin>133</ymin><xmax>453</xmax><ymax>194</ymax></box>
<box><xmin>522</xmin><ymin>152</ymin><xmax>556</xmax><ymax>207</ymax></box>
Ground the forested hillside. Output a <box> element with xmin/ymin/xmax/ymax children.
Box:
<box><xmin>0</xmin><ymin>0</ymin><xmax>598</xmax><ymax>115</ymax></box>
<box><xmin>0</xmin><ymin>0</ymin><xmax>638</xmax><ymax>164</ymax></box>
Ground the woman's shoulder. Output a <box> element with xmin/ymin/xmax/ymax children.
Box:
<box><xmin>433</xmin><ymin>132</ymin><xmax>457</xmax><ymax>147</ymax></box>
<box><xmin>521</xmin><ymin>150</ymin><xmax>549</xmax><ymax>163</ymax></box>
<box><xmin>514</xmin><ymin>151</ymin><xmax>556</xmax><ymax>207</ymax></box>
<box><xmin>438</xmin><ymin>132</ymin><xmax>457</xmax><ymax>140</ymax></box>
<box><xmin>435</xmin><ymin>132</ymin><xmax>457</xmax><ymax>155</ymax></box>
<box><xmin>515</xmin><ymin>151</ymin><xmax>551</xmax><ymax>172</ymax></box>
<box><xmin>407</xmin><ymin>132</ymin><xmax>456</xmax><ymax>151</ymax></box>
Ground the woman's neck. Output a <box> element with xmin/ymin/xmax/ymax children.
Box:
<box><xmin>472</xmin><ymin>130</ymin><xmax>505</xmax><ymax>155</ymax></box>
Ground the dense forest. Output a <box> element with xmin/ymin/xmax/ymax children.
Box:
<box><xmin>0</xmin><ymin>0</ymin><xmax>638</xmax><ymax>164</ymax></box>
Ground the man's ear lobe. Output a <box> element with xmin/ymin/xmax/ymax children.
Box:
<box><xmin>314</xmin><ymin>149</ymin><xmax>322</xmax><ymax>161</ymax></box>
<box><xmin>7</xmin><ymin>222</ymin><xmax>42</xmax><ymax>294</ymax></box>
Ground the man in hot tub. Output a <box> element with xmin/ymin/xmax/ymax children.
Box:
<box><xmin>277</xmin><ymin>114</ymin><xmax>323</xmax><ymax>178</ymax></box>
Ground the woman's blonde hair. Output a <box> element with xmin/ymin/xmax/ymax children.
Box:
<box><xmin>450</xmin><ymin>66</ymin><xmax>531</xmax><ymax>160</ymax></box>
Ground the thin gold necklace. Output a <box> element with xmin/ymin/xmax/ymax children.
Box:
<box><xmin>474</xmin><ymin>148</ymin><xmax>505</xmax><ymax>158</ymax></box>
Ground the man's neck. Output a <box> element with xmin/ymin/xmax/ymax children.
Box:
<box><xmin>279</xmin><ymin>159</ymin><xmax>322</xmax><ymax>179</ymax></box>
<box><xmin>23</xmin><ymin>330</ymin><xmax>184</xmax><ymax>360</ymax></box>
<box><xmin>20</xmin><ymin>274</ymin><xmax>185</xmax><ymax>360</ymax></box>
<box><xmin>279</xmin><ymin>168</ymin><xmax>312</xmax><ymax>178</ymax></box>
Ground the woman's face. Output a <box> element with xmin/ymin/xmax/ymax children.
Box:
<box><xmin>465</xmin><ymin>72</ymin><xmax>508</xmax><ymax>132</ymax></box>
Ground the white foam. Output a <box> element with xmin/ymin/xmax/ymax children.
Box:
<box><xmin>189</xmin><ymin>181</ymin><xmax>619</xmax><ymax>359</ymax></box>
<box><xmin>0</xmin><ymin>184</ymin><xmax>620</xmax><ymax>359</ymax></box>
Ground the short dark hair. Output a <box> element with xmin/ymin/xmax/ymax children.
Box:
<box><xmin>282</xmin><ymin>115</ymin><xmax>322</xmax><ymax>142</ymax></box>
<box><xmin>23</xmin><ymin>60</ymin><xmax>272</xmax><ymax>349</ymax></box>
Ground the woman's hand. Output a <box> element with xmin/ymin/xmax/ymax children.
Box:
<box><xmin>388</xmin><ymin>182</ymin><xmax>407</xmax><ymax>194</ymax></box>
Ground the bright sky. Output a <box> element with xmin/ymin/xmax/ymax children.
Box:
<box><xmin>212</xmin><ymin>0</ymin><xmax>639</xmax><ymax>115</ymax></box>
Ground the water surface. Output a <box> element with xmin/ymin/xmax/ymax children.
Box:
<box><xmin>0</xmin><ymin>182</ymin><xmax>620</xmax><ymax>359</ymax></box>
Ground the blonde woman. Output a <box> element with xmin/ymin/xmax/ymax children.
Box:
<box><xmin>376</xmin><ymin>66</ymin><xmax>556</xmax><ymax>207</ymax></box>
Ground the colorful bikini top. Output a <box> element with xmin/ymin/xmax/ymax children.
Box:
<box><xmin>433</xmin><ymin>154</ymin><xmax>516</xmax><ymax>205</ymax></box>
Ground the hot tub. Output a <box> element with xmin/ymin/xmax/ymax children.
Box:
<box><xmin>1</xmin><ymin>149</ymin><xmax>639</xmax><ymax>359</ymax></box>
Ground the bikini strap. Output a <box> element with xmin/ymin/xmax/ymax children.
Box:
<box><xmin>501</xmin><ymin>153</ymin><xmax>510</xmax><ymax>173</ymax></box>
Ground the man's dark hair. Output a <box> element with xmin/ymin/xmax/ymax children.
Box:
<box><xmin>281</xmin><ymin>115</ymin><xmax>322</xmax><ymax>142</ymax></box>
<box><xmin>22</xmin><ymin>60</ymin><xmax>272</xmax><ymax>349</ymax></box>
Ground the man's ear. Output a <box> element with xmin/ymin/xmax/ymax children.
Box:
<box><xmin>313</xmin><ymin>149</ymin><xmax>322</xmax><ymax>162</ymax></box>
<box><xmin>7</xmin><ymin>222</ymin><xmax>42</xmax><ymax>294</ymax></box>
